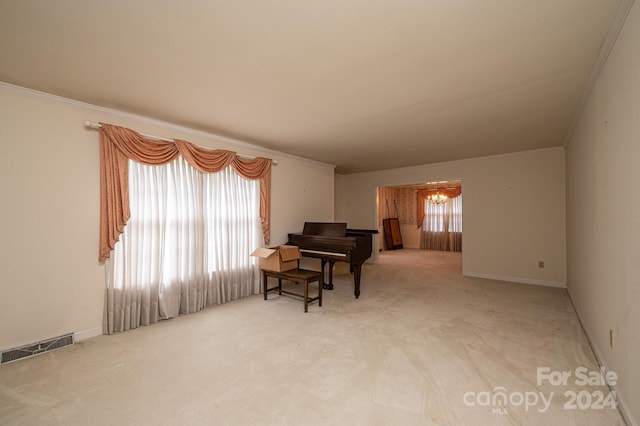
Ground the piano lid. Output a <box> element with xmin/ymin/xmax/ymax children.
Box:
<box><xmin>302</xmin><ymin>222</ymin><xmax>347</xmax><ymax>237</ymax></box>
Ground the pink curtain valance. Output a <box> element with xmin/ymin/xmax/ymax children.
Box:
<box><xmin>416</xmin><ymin>187</ymin><xmax>462</xmax><ymax>227</ymax></box>
<box><xmin>99</xmin><ymin>123</ymin><xmax>271</xmax><ymax>263</ymax></box>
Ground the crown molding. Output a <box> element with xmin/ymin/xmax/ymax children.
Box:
<box><xmin>0</xmin><ymin>81</ymin><xmax>336</xmax><ymax>169</ymax></box>
<box><xmin>563</xmin><ymin>0</ymin><xmax>636</xmax><ymax>147</ymax></box>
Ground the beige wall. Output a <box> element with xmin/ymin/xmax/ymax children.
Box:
<box><xmin>565</xmin><ymin>2</ymin><xmax>640</xmax><ymax>422</ymax></box>
<box><xmin>336</xmin><ymin>147</ymin><xmax>566</xmax><ymax>286</ymax></box>
<box><xmin>0</xmin><ymin>84</ymin><xmax>335</xmax><ymax>351</ymax></box>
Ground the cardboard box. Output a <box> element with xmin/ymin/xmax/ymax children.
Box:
<box><xmin>251</xmin><ymin>245</ymin><xmax>301</xmax><ymax>272</ymax></box>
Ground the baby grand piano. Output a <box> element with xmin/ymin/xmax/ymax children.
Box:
<box><xmin>287</xmin><ymin>222</ymin><xmax>377</xmax><ymax>298</ymax></box>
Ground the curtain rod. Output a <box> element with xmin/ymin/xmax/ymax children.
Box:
<box><xmin>84</xmin><ymin>120</ymin><xmax>277</xmax><ymax>165</ymax></box>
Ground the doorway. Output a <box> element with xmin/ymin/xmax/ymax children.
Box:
<box><xmin>376</xmin><ymin>180</ymin><xmax>463</xmax><ymax>254</ymax></box>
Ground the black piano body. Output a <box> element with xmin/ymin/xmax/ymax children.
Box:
<box><xmin>287</xmin><ymin>222</ymin><xmax>377</xmax><ymax>298</ymax></box>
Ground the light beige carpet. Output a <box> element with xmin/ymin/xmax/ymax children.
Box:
<box><xmin>0</xmin><ymin>249</ymin><xmax>625</xmax><ymax>425</ymax></box>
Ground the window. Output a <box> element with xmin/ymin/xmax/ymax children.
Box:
<box><xmin>421</xmin><ymin>194</ymin><xmax>462</xmax><ymax>251</ymax></box>
<box><xmin>106</xmin><ymin>156</ymin><xmax>263</xmax><ymax>332</ymax></box>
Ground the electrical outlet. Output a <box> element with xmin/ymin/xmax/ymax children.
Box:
<box><xmin>610</xmin><ymin>329</ymin><xmax>614</xmax><ymax>348</ymax></box>
<box><xmin>538</xmin><ymin>261</ymin><xmax>544</xmax><ymax>268</ymax></box>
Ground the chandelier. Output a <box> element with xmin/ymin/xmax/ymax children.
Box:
<box><xmin>427</xmin><ymin>192</ymin><xmax>448</xmax><ymax>205</ymax></box>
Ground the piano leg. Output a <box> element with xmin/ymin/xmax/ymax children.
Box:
<box><xmin>352</xmin><ymin>263</ymin><xmax>362</xmax><ymax>298</ymax></box>
<box><xmin>328</xmin><ymin>260</ymin><xmax>335</xmax><ymax>290</ymax></box>
<box><xmin>320</xmin><ymin>259</ymin><xmax>328</xmax><ymax>290</ymax></box>
<box><xmin>320</xmin><ymin>259</ymin><xmax>336</xmax><ymax>290</ymax></box>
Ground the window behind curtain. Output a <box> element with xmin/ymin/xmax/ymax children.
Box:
<box><xmin>449</xmin><ymin>195</ymin><xmax>463</xmax><ymax>233</ymax></box>
<box><xmin>421</xmin><ymin>194</ymin><xmax>462</xmax><ymax>252</ymax></box>
<box><xmin>105</xmin><ymin>156</ymin><xmax>263</xmax><ymax>333</ymax></box>
<box><xmin>422</xmin><ymin>196</ymin><xmax>462</xmax><ymax>232</ymax></box>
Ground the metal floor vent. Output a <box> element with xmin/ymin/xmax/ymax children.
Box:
<box><xmin>1</xmin><ymin>333</ymin><xmax>74</xmax><ymax>364</ymax></box>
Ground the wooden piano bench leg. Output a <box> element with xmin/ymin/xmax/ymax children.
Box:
<box><xmin>263</xmin><ymin>270</ymin><xmax>267</xmax><ymax>300</ymax></box>
<box><xmin>304</xmin><ymin>280</ymin><xmax>308</xmax><ymax>313</ymax></box>
<box><xmin>263</xmin><ymin>271</ymin><xmax>283</xmax><ymax>300</ymax></box>
<box><xmin>305</xmin><ymin>274</ymin><xmax>323</xmax><ymax>313</ymax></box>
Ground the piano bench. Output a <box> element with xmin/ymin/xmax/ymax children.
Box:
<box><xmin>262</xmin><ymin>268</ymin><xmax>323</xmax><ymax>313</ymax></box>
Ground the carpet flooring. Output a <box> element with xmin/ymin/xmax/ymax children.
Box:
<box><xmin>0</xmin><ymin>249</ymin><xmax>625</xmax><ymax>425</ymax></box>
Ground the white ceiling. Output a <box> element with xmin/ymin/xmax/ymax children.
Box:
<box><xmin>0</xmin><ymin>1</ymin><xmax>627</xmax><ymax>173</ymax></box>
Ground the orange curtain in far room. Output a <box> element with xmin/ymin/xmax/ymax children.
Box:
<box><xmin>98</xmin><ymin>123</ymin><xmax>272</xmax><ymax>263</ymax></box>
<box><xmin>416</xmin><ymin>187</ymin><xmax>462</xmax><ymax>227</ymax></box>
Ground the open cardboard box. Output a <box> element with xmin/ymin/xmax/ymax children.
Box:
<box><xmin>251</xmin><ymin>245</ymin><xmax>301</xmax><ymax>272</ymax></box>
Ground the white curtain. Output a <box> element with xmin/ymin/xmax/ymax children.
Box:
<box><xmin>420</xmin><ymin>194</ymin><xmax>462</xmax><ymax>252</ymax></box>
<box><xmin>104</xmin><ymin>156</ymin><xmax>263</xmax><ymax>334</ymax></box>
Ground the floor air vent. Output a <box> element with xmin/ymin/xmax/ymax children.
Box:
<box><xmin>1</xmin><ymin>333</ymin><xmax>74</xmax><ymax>364</ymax></box>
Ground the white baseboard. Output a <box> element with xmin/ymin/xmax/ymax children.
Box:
<box><xmin>464</xmin><ymin>271</ymin><xmax>566</xmax><ymax>288</ymax></box>
<box><xmin>73</xmin><ymin>327</ymin><xmax>102</xmax><ymax>342</ymax></box>
<box><xmin>566</xmin><ymin>289</ymin><xmax>637</xmax><ymax>426</ymax></box>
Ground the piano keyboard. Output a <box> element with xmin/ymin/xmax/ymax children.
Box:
<box><xmin>300</xmin><ymin>249</ymin><xmax>348</xmax><ymax>257</ymax></box>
